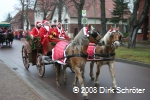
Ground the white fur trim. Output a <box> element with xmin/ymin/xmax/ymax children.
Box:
<box><xmin>57</xmin><ymin>27</ymin><xmax>62</xmax><ymax>35</ymax></box>
<box><xmin>52</xmin><ymin>43</ymin><xmax>71</xmax><ymax>65</ymax></box>
<box><xmin>44</xmin><ymin>26</ymin><xmax>49</xmax><ymax>31</ymax></box>
<box><xmin>83</xmin><ymin>27</ymin><xmax>89</xmax><ymax>37</ymax></box>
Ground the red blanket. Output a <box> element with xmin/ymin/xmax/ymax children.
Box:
<box><xmin>87</xmin><ymin>43</ymin><xmax>96</xmax><ymax>59</ymax></box>
<box><xmin>52</xmin><ymin>41</ymin><xmax>69</xmax><ymax>65</ymax></box>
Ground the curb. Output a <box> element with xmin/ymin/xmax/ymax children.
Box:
<box><xmin>0</xmin><ymin>54</ymin><xmax>69</xmax><ymax>100</ymax></box>
<box><xmin>115</xmin><ymin>58</ymin><xmax>150</xmax><ymax>68</ymax></box>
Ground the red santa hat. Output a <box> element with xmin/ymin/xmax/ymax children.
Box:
<box><xmin>42</xmin><ymin>20</ymin><xmax>49</xmax><ymax>24</ymax></box>
<box><xmin>36</xmin><ymin>22</ymin><xmax>42</xmax><ymax>25</ymax></box>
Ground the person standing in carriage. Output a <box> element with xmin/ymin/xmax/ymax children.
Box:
<box><xmin>27</xmin><ymin>21</ymin><xmax>42</xmax><ymax>49</ymax></box>
<box><xmin>40</xmin><ymin>20</ymin><xmax>70</xmax><ymax>56</ymax></box>
<box><xmin>21</xmin><ymin>21</ymin><xmax>42</xmax><ymax>62</ymax></box>
<box><xmin>29</xmin><ymin>21</ymin><xmax>42</xmax><ymax>38</ymax></box>
<box><xmin>40</xmin><ymin>20</ymin><xmax>58</xmax><ymax>56</ymax></box>
<box><xmin>52</xmin><ymin>22</ymin><xmax>70</xmax><ymax>41</ymax></box>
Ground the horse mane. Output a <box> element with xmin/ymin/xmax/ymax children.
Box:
<box><xmin>71</xmin><ymin>28</ymin><xmax>89</xmax><ymax>52</ymax></box>
<box><xmin>102</xmin><ymin>30</ymin><xmax>111</xmax><ymax>45</ymax></box>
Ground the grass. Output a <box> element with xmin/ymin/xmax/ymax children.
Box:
<box><xmin>115</xmin><ymin>46</ymin><xmax>150</xmax><ymax>64</ymax></box>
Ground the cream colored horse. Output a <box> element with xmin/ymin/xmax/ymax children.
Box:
<box><xmin>54</xmin><ymin>24</ymin><xmax>104</xmax><ymax>100</ymax></box>
<box><xmin>89</xmin><ymin>26</ymin><xmax>122</xmax><ymax>91</ymax></box>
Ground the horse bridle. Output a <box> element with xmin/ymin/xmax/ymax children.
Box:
<box><xmin>109</xmin><ymin>30</ymin><xmax>122</xmax><ymax>46</ymax></box>
<box><xmin>88</xmin><ymin>30</ymin><xmax>102</xmax><ymax>42</ymax></box>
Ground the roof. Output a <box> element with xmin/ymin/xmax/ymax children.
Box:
<box><xmin>27</xmin><ymin>9</ymin><xmax>35</xmax><ymax>25</ymax></box>
<box><xmin>65</xmin><ymin>0</ymin><xmax>130</xmax><ymax>19</ymax></box>
<box><xmin>36</xmin><ymin>0</ymin><xmax>55</xmax><ymax>11</ymax></box>
<box><xmin>10</xmin><ymin>9</ymin><xmax>34</xmax><ymax>25</ymax></box>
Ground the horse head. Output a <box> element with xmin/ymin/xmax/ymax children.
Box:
<box><xmin>103</xmin><ymin>26</ymin><xmax>122</xmax><ymax>48</ymax></box>
<box><xmin>86</xmin><ymin>24</ymin><xmax>104</xmax><ymax>46</ymax></box>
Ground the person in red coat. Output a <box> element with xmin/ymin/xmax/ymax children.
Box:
<box><xmin>40</xmin><ymin>20</ymin><xmax>62</xmax><ymax>55</ymax></box>
<box><xmin>52</xmin><ymin>22</ymin><xmax>70</xmax><ymax>41</ymax></box>
<box><xmin>29</xmin><ymin>21</ymin><xmax>42</xmax><ymax>38</ymax></box>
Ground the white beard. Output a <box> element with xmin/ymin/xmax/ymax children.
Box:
<box><xmin>44</xmin><ymin>26</ymin><xmax>49</xmax><ymax>31</ymax></box>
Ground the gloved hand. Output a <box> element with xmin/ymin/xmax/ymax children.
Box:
<box><xmin>52</xmin><ymin>32</ymin><xmax>56</xmax><ymax>36</ymax></box>
<box><xmin>49</xmin><ymin>35</ymin><xmax>53</xmax><ymax>39</ymax></box>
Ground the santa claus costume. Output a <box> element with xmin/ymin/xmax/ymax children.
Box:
<box><xmin>53</xmin><ymin>22</ymin><xmax>70</xmax><ymax>41</ymax></box>
<box><xmin>40</xmin><ymin>20</ymin><xmax>62</xmax><ymax>55</ymax></box>
<box><xmin>29</xmin><ymin>21</ymin><xmax>42</xmax><ymax>38</ymax></box>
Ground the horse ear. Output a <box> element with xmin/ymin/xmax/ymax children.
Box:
<box><xmin>117</xmin><ymin>27</ymin><xmax>120</xmax><ymax>31</ymax></box>
<box><xmin>87</xmin><ymin>24</ymin><xmax>91</xmax><ymax>30</ymax></box>
<box><xmin>110</xmin><ymin>26</ymin><xmax>113</xmax><ymax>31</ymax></box>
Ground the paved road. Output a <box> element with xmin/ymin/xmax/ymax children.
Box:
<box><xmin>0</xmin><ymin>40</ymin><xmax>150</xmax><ymax>100</ymax></box>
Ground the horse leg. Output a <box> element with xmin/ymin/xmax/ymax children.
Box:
<box><xmin>8</xmin><ymin>40</ymin><xmax>10</xmax><ymax>47</ymax></box>
<box><xmin>94</xmin><ymin>61</ymin><xmax>102</xmax><ymax>86</ymax></box>
<box><xmin>108</xmin><ymin>61</ymin><xmax>117</xmax><ymax>90</ymax></box>
<box><xmin>55</xmin><ymin>63</ymin><xmax>61</xmax><ymax>86</ymax></box>
<box><xmin>62</xmin><ymin>65</ymin><xmax>67</xmax><ymax>85</ymax></box>
<box><xmin>73</xmin><ymin>74</ymin><xmax>78</xmax><ymax>86</ymax></box>
<box><xmin>81</xmin><ymin>66</ymin><xmax>84</xmax><ymax>79</ymax></box>
<box><xmin>89</xmin><ymin>61</ymin><xmax>95</xmax><ymax>80</ymax></box>
<box><xmin>73</xmin><ymin>66</ymin><xmax>88</xmax><ymax>99</ymax></box>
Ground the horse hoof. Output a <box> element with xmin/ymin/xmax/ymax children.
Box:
<box><xmin>84</xmin><ymin>96</ymin><xmax>89</xmax><ymax>100</ymax></box>
<box><xmin>94</xmin><ymin>83</ymin><xmax>99</xmax><ymax>87</ymax></box>
<box><xmin>91</xmin><ymin>77</ymin><xmax>94</xmax><ymax>81</ymax></box>
<box><xmin>56</xmin><ymin>83</ymin><xmax>61</xmax><ymax>86</ymax></box>
<box><xmin>63</xmin><ymin>81</ymin><xmax>66</xmax><ymax>85</ymax></box>
<box><xmin>113</xmin><ymin>87</ymin><xmax>118</xmax><ymax>92</ymax></box>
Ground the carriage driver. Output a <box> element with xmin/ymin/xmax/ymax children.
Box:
<box><xmin>52</xmin><ymin>22</ymin><xmax>70</xmax><ymax>41</ymax></box>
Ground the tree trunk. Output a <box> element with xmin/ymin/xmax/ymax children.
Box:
<box><xmin>128</xmin><ymin>0</ymin><xmax>150</xmax><ymax>48</ymax></box>
<box><xmin>26</xmin><ymin>0</ymin><xmax>29</xmax><ymax>30</ymax></box>
<box><xmin>21</xmin><ymin>7</ymin><xmax>24</xmax><ymax>29</ymax></box>
<box><xmin>78</xmin><ymin>8</ymin><xmax>83</xmax><ymax>30</ymax></box>
<box><xmin>128</xmin><ymin>0</ymin><xmax>140</xmax><ymax>48</ymax></box>
<box><xmin>72</xmin><ymin>0</ymin><xmax>85</xmax><ymax>30</ymax></box>
<box><xmin>100</xmin><ymin>0</ymin><xmax>106</xmax><ymax>36</ymax></box>
<box><xmin>58</xmin><ymin>0</ymin><xmax>63</xmax><ymax>22</ymax></box>
<box><xmin>43</xmin><ymin>11</ymin><xmax>47</xmax><ymax>20</ymax></box>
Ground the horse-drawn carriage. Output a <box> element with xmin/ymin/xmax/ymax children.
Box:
<box><xmin>0</xmin><ymin>22</ymin><xmax>14</xmax><ymax>48</ymax></box>
<box><xmin>22</xmin><ymin>25</ymin><xmax>123</xmax><ymax>100</ymax></box>
<box><xmin>21</xmin><ymin>35</ymin><xmax>74</xmax><ymax>77</ymax></box>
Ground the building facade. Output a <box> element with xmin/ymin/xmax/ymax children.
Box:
<box><xmin>136</xmin><ymin>0</ymin><xmax>150</xmax><ymax>42</ymax></box>
<box><xmin>51</xmin><ymin>0</ymin><xmax>130</xmax><ymax>38</ymax></box>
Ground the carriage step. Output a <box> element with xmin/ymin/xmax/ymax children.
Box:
<box><xmin>43</xmin><ymin>59</ymin><xmax>54</xmax><ymax>64</ymax></box>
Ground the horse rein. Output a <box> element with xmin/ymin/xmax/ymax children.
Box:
<box><xmin>88</xmin><ymin>30</ymin><xmax>102</xmax><ymax>43</ymax></box>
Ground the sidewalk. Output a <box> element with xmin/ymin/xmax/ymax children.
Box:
<box><xmin>0</xmin><ymin>53</ymin><xmax>68</xmax><ymax>100</ymax></box>
<box><xmin>0</xmin><ymin>61</ymin><xmax>43</xmax><ymax>100</ymax></box>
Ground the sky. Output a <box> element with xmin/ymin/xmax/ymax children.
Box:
<box><xmin>0</xmin><ymin>0</ymin><xmax>18</xmax><ymax>22</ymax></box>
